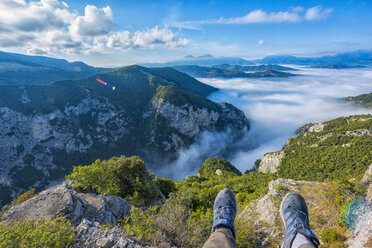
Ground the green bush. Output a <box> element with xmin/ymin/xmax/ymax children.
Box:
<box><xmin>1</xmin><ymin>188</ymin><xmax>37</xmax><ymax>218</ymax></box>
<box><xmin>66</xmin><ymin>156</ymin><xmax>160</xmax><ymax>206</ymax></box>
<box><xmin>0</xmin><ymin>217</ymin><xmax>75</xmax><ymax>248</ymax></box>
<box><xmin>321</xmin><ymin>228</ymin><xmax>344</xmax><ymax>243</ymax></box>
<box><xmin>122</xmin><ymin>192</ymin><xmax>213</xmax><ymax>248</ymax></box>
<box><xmin>198</xmin><ymin>158</ymin><xmax>242</xmax><ymax>178</ymax></box>
<box><xmin>155</xmin><ymin>177</ymin><xmax>176</xmax><ymax>198</ymax></box>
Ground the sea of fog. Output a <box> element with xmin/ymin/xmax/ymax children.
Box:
<box><xmin>155</xmin><ymin>66</ymin><xmax>372</xmax><ymax>180</ymax></box>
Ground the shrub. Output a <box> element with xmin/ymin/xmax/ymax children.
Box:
<box><xmin>11</xmin><ymin>188</ymin><xmax>37</xmax><ymax>206</ymax></box>
<box><xmin>0</xmin><ymin>217</ymin><xmax>75</xmax><ymax>248</ymax></box>
<box><xmin>198</xmin><ymin>158</ymin><xmax>242</xmax><ymax>178</ymax></box>
<box><xmin>321</xmin><ymin>228</ymin><xmax>344</xmax><ymax>243</ymax></box>
<box><xmin>0</xmin><ymin>188</ymin><xmax>37</xmax><ymax>218</ymax></box>
<box><xmin>66</xmin><ymin>156</ymin><xmax>160</xmax><ymax>206</ymax></box>
<box><xmin>122</xmin><ymin>193</ymin><xmax>213</xmax><ymax>248</ymax></box>
<box><xmin>155</xmin><ymin>177</ymin><xmax>176</xmax><ymax>198</ymax></box>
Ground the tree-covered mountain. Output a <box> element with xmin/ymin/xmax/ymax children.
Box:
<box><xmin>212</xmin><ymin>64</ymin><xmax>297</xmax><ymax>71</ymax></box>
<box><xmin>345</xmin><ymin>92</ymin><xmax>372</xmax><ymax>108</ymax></box>
<box><xmin>0</xmin><ymin>51</ymin><xmax>110</xmax><ymax>85</ymax></box>
<box><xmin>0</xmin><ymin>65</ymin><xmax>249</xmax><ymax>207</ymax></box>
<box><xmin>172</xmin><ymin>65</ymin><xmax>295</xmax><ymax>78</ymax></box>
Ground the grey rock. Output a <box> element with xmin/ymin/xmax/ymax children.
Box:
<box><xmin>1</xmin><ymin>181</ymin><xmax>131</xmax><ymax>227</ymax></box>
<box><xmin>258</xmin><ymin>151</ymin><xmax>285</xmax><ymax>173</ymax></box>
<box><xmin>75</xmin><ymin>219</ymin><xmax>147</xmax><ymax>248</ymax></box>
<box><xmin>215</xmin><ymin>169</ymin><xmax>223</xmax><ymax>176</ymax></box>
<box><xmin>96</xmin><ymin>238</ymin><xmax>113</xmax><ymax>248</ymax></box>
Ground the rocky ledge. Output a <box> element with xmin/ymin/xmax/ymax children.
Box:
<box><xmin>1</xmin><ymin>181</ymin><xmax>131</xmax><ymax>227</ymax></box>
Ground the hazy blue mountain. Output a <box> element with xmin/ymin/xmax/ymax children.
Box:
<box><xmin>309</xmin><ymin>64</ymin><xmax>366</xmax><ymax>69</ymax></box>
<box><xmin>140</xmin><ymin>54</ymin><xmax>255</xmax><ymax>67</ymax></box>
<box><xmin>0</xmin><ymin>65</ymin><xmax>249</xmax><ymax>206</ymax></box>
<box><xmin>0</xmin><ymin>51</ymin><xmax>111</xmax><ymax>85</ymax></box>
<box><xmin>212</xmin><ymin>64</ymin><xmax>297</xmax><ymax>71</ymax></box>
<box><xmin>173</xmin><ymin>65</ymin><xmax>295</xmax><ymax>78</ymax></box>
<box><xmin>255</xmin><ymin>50</ymin><xmax>372</xmax><ymax>65</ymax></box>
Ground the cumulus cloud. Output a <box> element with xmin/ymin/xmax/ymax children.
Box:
<box><xmin>177</xmin><ymin>5</ymin><xmax>333</xmax><ymax>27</ymax></box>
<box><xmin>0</xmin><ymin>0</ymin><xmax>189</xmax><ymax>55</ymax></box>
<box><xmin>69</xmin><ymin>5</ymin><xmax>113</xmax><ymax>37</ymax></box>
<box><xmin>152</xmin><ymin>67</ymin><xmax>372</xmax><ymax>178</ymax></box>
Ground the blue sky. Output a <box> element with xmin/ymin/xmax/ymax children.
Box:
<box><xmin>0</xmin><ymin>0</ymin><xmax>371</xmax><ymax>66</ymax></box>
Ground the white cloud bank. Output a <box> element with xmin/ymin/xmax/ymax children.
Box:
<box><xmin>0</xmin><ymin>0</ymin><xmax>189</xmax><ymax>55</ymax></box>
<box><xmin>154</xmin><ymin>67</ymin><xmax>372</xmax><ymax>180</ymax></box>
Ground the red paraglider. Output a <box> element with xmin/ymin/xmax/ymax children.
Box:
<box><xmin>95</xmin><ymin>78</ymin><xmax>116</xmax><ymax>90</ymax></box>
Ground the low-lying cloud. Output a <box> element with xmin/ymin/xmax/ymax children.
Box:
<box><xmin>155</xmin><ymin>67</ymin><xmax>372</xmax><ymax>180</ymax></box>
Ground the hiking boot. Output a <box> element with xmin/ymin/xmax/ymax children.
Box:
<box><xmin>211</xmin><ymin>188</ymin><xmax>237</xmax><ymax>238</ymax></box>
<box><xmin>280</xmin><ymin>192</ymin><xmax>320</xmax><ymax>248</ymax></box>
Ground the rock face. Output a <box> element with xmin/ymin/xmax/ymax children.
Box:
<box><xmin>75</xmin><ymin>219</ymin><xmax>145</xmax><ymax>248</ymax></box>
<box><xmin>0</xmin><ymin>95</ymin><xmax>130</xmax><ymax>206</ymax></box>
<box><xmin>296</xmin><ymin>122</ymin><xmax>325</xmax><ymax>134</ymax></box>
<box><xmin>1</xmin><ymin>181</ymin><xmax>131</xmax><ymax>227</ymax></box>
<box><xmin>258</xmin><ymin>151</ymin><xmax>285</xmax><ymax>173</ymax></box>
<box><xmin>152</xmin><ymin>98</ymin><xmax>248</xmax><ymax>138</ymax></box>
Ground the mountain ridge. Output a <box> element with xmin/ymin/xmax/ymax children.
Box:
<box><xmin>0</xmin><ymin>50</ymin><xmax>111</xmax><ymax>85</ymax></box>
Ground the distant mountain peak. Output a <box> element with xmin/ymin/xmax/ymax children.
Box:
<box><xmin>184</xmin><ymin>55</ymin><xmax>194</xmax><ymax>59</ymax></box>
<box><xmin>198</xmin><ymin>54</ymin><xmax>214</xmax><ymax>59</ymax></box>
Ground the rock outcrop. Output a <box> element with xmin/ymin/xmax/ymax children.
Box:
<box><xmin>257</xmin><ymin>151</ymin><xmax>285</xmax><ymax>173</ymax></box>
<box><xmin>75</xmin><ymin>219</ymin><xmax>145</xmax><ymax>248</ymax></box>
<box><xmin>1</xmin><ymin>181</ymin><xmax>131</xmax><ymax>227</ymax></box>
<box><xmin>152</xmin><ymin>98</ymin><xmax>248</xmax><ymax>138</ymax></box>
<box><xmin>297</xmin><ymin>122</ymin><xmax>325</xmax><ymax>134</ymax></box>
